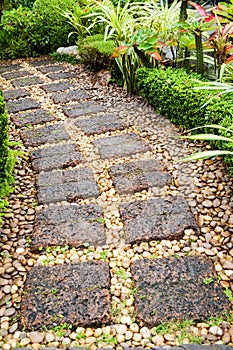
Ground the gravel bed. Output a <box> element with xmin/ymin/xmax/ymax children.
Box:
<box><xmin>0</xmin><ymin>56</ymin><xmax>232</xmax><ymax>349</ymax></box>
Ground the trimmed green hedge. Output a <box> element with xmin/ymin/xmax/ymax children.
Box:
<box><xmin>0</xmin><ymin>91</ymin><xmax>10</xmax><ymax>189</ymax></box>
<box><xmin>136</xmin><ymin>67</ymin><xmax>233</xmax><ymax>174</ymax></box>
<box><xmin>0</xmin><ymin>91</ymin><xmax>16</xmax><ymax>214</ymax></box>
<box><xmin>136</xmin><ymin>67</ymin><xmax>211</xmax><ymax>129</ymax></box>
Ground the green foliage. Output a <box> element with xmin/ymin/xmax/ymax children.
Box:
<box><xmin>0</xmin><ymin>92</ymin><xmax>17</xmax><ymax>225</ymax></box>
<box><xmin>152</xmin><ymin>319</ymin><xmax>203</xmax><ymax>344</ymax></box>
<box><xmin>78</xmin><ymin>35</ymin><xmax>121</xmax><ymax>82</ymax></box>
<box><xmin>136</xmin><ymin>67</ymin><xmax>211</xmax><ymax>129</ymax></box>
<box><xmin>0</xmin><ymin>0</ymin><xmax>77</xmax><ymax>60</ymax></box>
<box><xmin>50</xmin><ymin>52</ymin><xmax>79</xmax><ymax>65</ymax></box>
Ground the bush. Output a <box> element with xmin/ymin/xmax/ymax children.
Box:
<box><xmin>0</xmin><ymin>91</ymin><xmax>15</xmax><ymax>208</ymax></box>
<box><xmin>137</xmin><ymin>66</ymin><xmax>233</xmax><ymax>173</ymax></box>
<box><xmin>205</xmin><ymin>98</ymin><xmax>233</xmax><ymax>173</ymax></box>
<box><xmin>0</xmin><ymin>0</ymin><xmax>77</xmax><ymax>60</ymax></box>
<box><xmin>78</xmin><ymin>35</ymin><xmax>116</xmax><ymax>71</ymax></box>
<box><xmin>78</xmin><ymin>35</ymin><xmax>122</xmax><ymax>84</ymax></box>
<box><xmin>136</xmin><ymin>67</ymin><xmax>212</xmax><ymax>129</ymax></box>
<box><xmin>0</xmin><ymin>91</ymin><xmax>9</xmax><ymax>186</ymax></box>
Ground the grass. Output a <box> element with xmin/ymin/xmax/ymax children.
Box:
<box><xmin>116</xmin><ymin>268</ymin><xmax>129</xmax><ymax>280</ymax></box>
<box><xmin>96</xmin><ymin>333</ymin><xmax>117</xmax><ymax>345</ymax></box>
<box><xmin>152</xmin><ymin>319</ymin><xmax>203</xmax><ymax>344</ymax></box>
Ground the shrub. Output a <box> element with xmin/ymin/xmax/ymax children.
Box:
<box><xmin>78</xmin><ymin>35</ymin><xmax>122</xmax><ymax>84</ymax></box>
<box><xmin>0</xmin><ymin>91</ymin><xmax>9</xmax><ymax>187</ymax></box>
<box><xmin>0</xmin><ymin>91</ymin><xmax>15</xmax><ymax>219</ymax></box>
<box><xmin>0</xmin><ymin>0</ymin><xmax>77</xmax><ymax>60</ymax></box>
<box><xmin>136</xmin><ymin>67</ymin><xmax>212</xmax><ymax>129</ymax></box>
<box><xmin>205</xmin><ymin>99</ymin><xmax>233</xmax><ymax>172</ymax></box>
<box><xmin>78</xmin><ymin>35</ymin><xmax>116</xmax><ymax>71</ymax></box>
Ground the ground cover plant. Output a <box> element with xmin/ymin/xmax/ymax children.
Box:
<box><xmin>0</xmin><ymin>91</ymin><xmax>17</xmax><ymax>225</ymax></box>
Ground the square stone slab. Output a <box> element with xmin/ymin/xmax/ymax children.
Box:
<box><xmin>131</xmin><ymin>256</ymin><xmax>231</xmax><ymax>326</ymax></box>
<box><xmin>3</xmin><ymin>89</ymin><xmax>30</xmax><ymax>101</ymax></box>
<box><xmin>120</xmin><ymin>196</ymin><xmax>199</xmax><ymax>244</ymax></box>
<box><xmin>41</xmin><ymin>82</ymin><xmax>76</xmax><ymax>93</ymax></box>
<box><xmin>36</xmin><ymin>167</ymin><xmax>99</xmax><ymax>204</ymax></box>
<box><xmin>36</xmin><ymin>65</ymin><xmax>65</xmax><ymax>73</ymax></box>
<box><xmin>21</xmin><ymin>261</ymin><xmax>112</xmax><ymax>329</ymax></box>
<box><xmin>2</xmin><ymin>70</ymin><xmax>31</xmax><ymax>80</ymax></box>
<box><xmin>31</xmin><ymin>143</ymin><xmax>84</xmax><ymax>172</ymax></box>
<box><xmin>75</xmin><ymin>114</ymin><xmax>127</xmax><ymax>135</ymax></box>
<box><xmin>12</xmin><ymin>76</ymin><xmax>44</xmax><ymax>87</ymax></box>
<box><xmin>6</xmin><ymin>98</ymin><xmax>40</xmax><ymax>114</ymax></box>
<box><xmin>0</xmin><ymin>63</ymin><xmax>22</xmax><ymax>73</ymax></box>
<box><xmin>46</xmin><ymin>71</ymin><xmax>77</xmax><ymax>80</ymax></box>
<box><xmin>32</xmin><ymin>203</ymin><xmax>106</xmax><ymax>249</ymax></box>
<box><xmin>11</xmin><ymin>109</ymin><xmax>56</xmax><ymax>127</ymax></box>
<box><xmin>63</xmin><ymin>101</ymin><xmax>106</xmax><ymax>118</ymax></box>
<box><xmin>21</xmin><ymin>123</ymin><xmax>70</xmax><ymax>147</ymax></box>
<box><xmin>52</xmin><ymin>89</ymin><xmax>89</xmax><ymax>104</ymax></box>
<box><xmin>109</xmin><ymin>159</ymin><xmax>171</xmax><ymax>194</ymax></box>
<box><xmin>93</xmin><ymin>133</ymin><xmax>151</xmax><ymax>159</ymax></box>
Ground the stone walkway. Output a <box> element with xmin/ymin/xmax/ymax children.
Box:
<box><xmin>0</xmin><ymin>57</ymin><xmax>233</xmax><ymax>349</ymax></box>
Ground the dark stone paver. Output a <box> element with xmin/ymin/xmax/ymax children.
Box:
<box><xmin>131</xmin><ymin>256</ymin><xmax>231</xmax><ymax>326</ymax></box>
<box><xmin>20</xmin><ymin>123</ymin><xmax>70</xmax><ymax>147</ymax></box>
<box><xmin>41</xmin><ymin>81</ymin><xmax>76</xmax><ymax>93</ymax></box>
<box><xmin>3</xmin><ymin>88</ymin><xmax>30</xmax><ymax>101</ymax></box>
<box><xmin>6</xmin><ymin>98</ymin><xmax>40</xmax><ymax>114</ymax></box>
<box><xmin>12</xmin><ymin>76</ymin><xmax>44</xmax><ymax>87</ymax></box>
<box><xmin>0</xmin><ymin>63</ymin><xmax>22</xmax><ymax>73</ymax></box>
<box><xmin>63</xmin><ymin>101</ymin><xmax>105</xmax><ymax>118</ymax></box>
<box><xmin>75</xmin><ymin>114</ymin><xmax>127</xmax><ymax>135</ymax></box>
<box><xmin>93</xmin><ymin>132</ymin><xmax>151</xmax><ymax>159</ymax></box>
<box><xmin>32</xmin><ymin>203</ymin><xmax>106</xmax><ymax>249</ymax></box>
<box><xmin>52</xmin><ymin>89</ymin><xmax>89</xmax><ymax>104</ymax></box>
<box><xmin>29</xmin><ymin>59</ymin><xmax>54</xmax><ymax>67</ymax></box>
<box><xmin>47</xmin><ymin>71</ymin><xmax>77</xmax><ymax>80</ymax></box>
<box><xmin>2</xmin><ymin>70</ymin><xmax>31</xmax><ymax>80</ymax></box>
<box><xmin>36</xmin><ymin>65</ymin><xmax>65</xmax><ymax>73</ymax></box>
<box><xmin>31</xmin><ymin>143</ymin><xmax>84</xmax><ymax>172</ymax></box>
<box><xmin>21</xmin><ymin>261</ymin><xmax>112</xmax><ymax>329</ymax></box>
<box><xmin>109</xmin><ymin>159</ymin><xmax>171</xmax><ymax>194</ymax></box>
<box><xmin>120</xmin><ymin>196</ymin><xmax>199</xmax><ymax>244</ymax></box>
<box><xmin>36</xmin><ymin>167</ymin><xmax>99</xmax><ymax>204</ymax></box>
<box><xmin>11</xmin><ymin>109</ymin><xmax>56</xmax><ymax>127</ymax></box>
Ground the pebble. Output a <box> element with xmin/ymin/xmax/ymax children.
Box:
<box><xmin>29</xmin><ymin>331</ymin><xmax>45</xmax><ymax>343</ymax></box>
<box><xmin>1</xmin><ymin>58</ymin><xmax>233</xmax><ymax>350</ymax></box>
<box><xmin>209</xmin><ymin>326</ymin><xmax>223</xmax><ymax>336</ymax></box>
<box><xmin>140</xmin><ymin>327</ymin><xmax>151</xmax><ymax>339</ymax></box>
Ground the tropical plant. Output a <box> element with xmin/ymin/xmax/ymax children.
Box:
<box><xmin>83</xmin><ymin>0</ymin><xmax>140</xmax><ymax>43</ymax></box>
<box><xmin>61</xmin><ymin>2</ymin><xmax>94</xmax><ymax>39</ymax></box>
<box><xmin>178</xmin><ymin>124</ymin><xmax>233</xmax><ymax>161</ymax></box>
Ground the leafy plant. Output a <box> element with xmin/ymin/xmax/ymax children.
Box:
<box><xmin>203</xmin><ymin>277</ymin><xmax>214</xmax><ymax>284</ymax></box>
<box><xmin>224</xmin><ymin>287</ymin><xmax>233</xmax><ymax>301</ymax></box>
<box><xmin>84</xmin><ymin>0</ymin><xmax>140</xmax><ymax>43</ymax></box>
<box><xmin>96</xmin><ymin>333</ymin><xmax>117</xmax><ymax>345</ymax></box>
<box><xmin>136</xmin><ymin>67</ymin><xmax>210</xmax><ymax>128</ymax></box>
<box><xmin>177</xmin><ymin>124</ymin><xmax>233</xmax><ymax>161</ymax></box>
<box><xmin>116</xmin><ymin>268</ymin><xmax>128</xmax><ymax>280</ymax></box>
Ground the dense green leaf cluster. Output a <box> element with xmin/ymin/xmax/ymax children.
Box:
<box><xmin>136</xmin><ymin>67</ymin><xmax>210</xmax><ymax>129</ymax></box>
<box><xmin>78</xmin><ymin>34</ymin><xmax>116</xmax><ymax>71</ymax></box>
<box><xmin>136</xmin><ymin>67</ymin><xmax>233</xmax><ymax>173</ymax></box>
<box><xmin>0</xmin><ymin>0</ymin><xmax>77</xmax><ymax>60</ymax></box>
<box><xmin>78</xmin><ymin>35</ymin><xmax>122</xmax><ymax>85</ymax></box>
<box><xmin>0</xmin><ymin>91</ymin><xmax>15</xmax><ymax>217</ymax></box>
<box><xmin>0</xmin><ymin>91</ymin><xmax>9</xmax><ymax>185</ymax></box>
<box><xmin>206</xmin><ymin>98</ymin><xmax>233</xmax><ymax>171</ymax></box>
